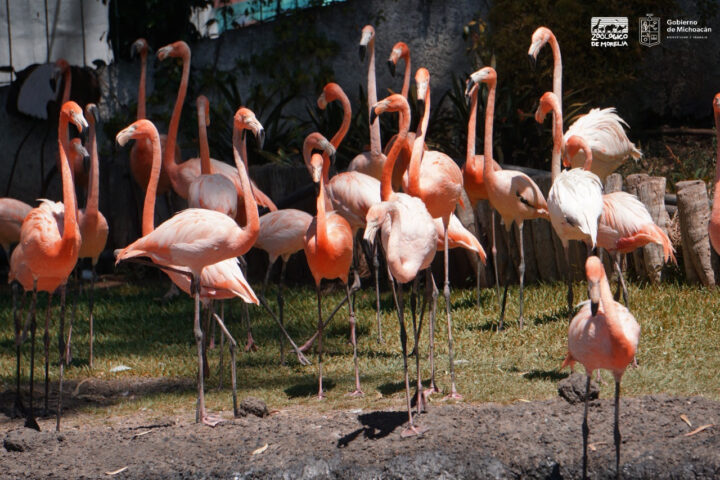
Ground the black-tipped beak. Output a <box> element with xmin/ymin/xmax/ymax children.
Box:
<box><xmin>387</xmin><ymin>60</ymin><xmax>396</xmax><ymax>77</ymax></box>
<box><xmin>464</xmin><ymin>80</ymin><xmax>474</xmax><ymax>99</ymax></box>
<box><xmin>370</xmin><ymin>109</ymin><xmax>378</xmax><ymax>124</ymax></box>
<box><xmin>83</xmin><ymin>153</ymin><xmax>91</xmax><ymax>173</ymax></box>
<box><xmin>256</xmin><ymin>129</ymin><xmax>265</xmax><ymax>150</ymax></box>
<box><xmin>359</xmin><ymin>45</ymin><xmax>366</xmax><ymax>62</ymax></box>
<box><xmin>88</xmin><ymin>104</ymin><xmax>99</xmax><ymax>124</ymax></box>
<box><xmin>49</xmin><ymin>77</ymin><xmax>57</xmax><ymax>91</ymax></box>
<box><xmin>528</xmin><ymin>54</ymin><xmax>536</xmax><ymax>70</ymax></box>
<box><xmin>590</xmin><ymin>300</ymin><xmax>599</xmax><ymax>317</ymax></box>
<box><xmin>80</xmin><ymin>126</ymin><xmax>89</xmax><ymax>144</ymax></box>
<box><xmin>329</xmin><ymin>151</ymin><xmax>336</xmax><ymax>165</ymax></box>
<box><xmin>313</xmin><ymin>181</ymin><xmax>321</xmax><ymax>196</ymax></box>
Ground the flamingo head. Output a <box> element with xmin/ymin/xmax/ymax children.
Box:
<box><xmin>302</xmin><ymin>132</ymin><xmax>335</xmax><ymax>182</ymax></box>
<box><xmin>534</xmin><ymin>91</ymin><xmax>557</xmax><ymax>124</ymax></box>
<box><xmin>713</xmin><ymin>93</ymin><xmax>720</xmax><ymax>115</ymax></box>
<box><xmin>585</xmin><ymin>256</ymin><xmax>604</xmax><ymax>316</ymax></box>
<box><xmin>370</xmin><ymin>94</ymin><xmax>408</xmax><ymax>124</ymax></box>
<box><xmin>387</xmin><ymin>42</ymin><xmax>409</xmax><ymax>77</ymax></box>
<box><xmin>234</xmin><ymin>107</ymin><xmax>265</xmax><ymax>149</ymax></box>
<box><xmin>70</xmin><ymin>138</ymin><xmax>90</xmax><ymax>174</ymax></box>
<box><xmin>61</xmin><ymin>101</ymin><xmax>89</xmax><ymax>138</ymax></box>
<box><xmin>116</xmin><ymin>119</ymin><xmax>158</xmax><ymax>147</ymax></box>
<box><xmin>359</xmin><ymin>25</ymin><xmax>375</xmax><ymax>61</ymax></box>
<box><xmin>317</xmin><ymin>82</ymin><xmax>342</xmax><ymax>110</ymax></box>
<box><xmin>528</xmin><ymin>26</ymin><xmax>552</xmax><ymax>67</ymax></box>
<box><xmin>415</xmin><ymin>68</ymin><xmax>429</xmax><ymax>107</ymax></box>
<box><xmin>197</xmin><ymin>95</ymin><xmax>210</xmax><ymax>127</ymax></box>
<box><xmin>564</xmin><ymin>135</ymin><xmax>592</xmax><ymax>169</ymax></box>
<box><xmin>468</xmin><ymin>67</ymin><xmax>497</xmax><ymax>92</ymax></box>
<box><xmin>131</xmin><ymin>38</ymin><xmax>149</xmax><ymax>59</ymax></box>
<box><xmin>363</xmin><ymin>202</ymin><xmax>389</xmax><ymax>248</ymax></box>
<box><xmin>157</xmin><ymin>41</ymin><xmax>190</xmax><ymax>61</ymax></box>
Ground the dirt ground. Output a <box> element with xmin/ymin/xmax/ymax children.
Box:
<box><xmin>1</xmin><ymin>375</ymin><xmax>718</xmax><ymax>479</ymax></box>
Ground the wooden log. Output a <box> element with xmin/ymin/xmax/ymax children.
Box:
<box><xmin>531</xmin><ymin>174</ymin><xmax>560</xmax><ymax>282</ymax></box>
<box><xmin>636</xmin><ymin>177</ymin><xmax>667</xmax><ymax>284</ymax></box>
<box><xmin>455</xmin><ymin>191</ymin><xmax>493</xmax><ymax>289</ymax></box>
<box><xmin>625</xmin><ymin>174</ymin><xmax>650</xmax><ymax>280</ymax></box>
<box><xmin>605</xmin><ymin>173</ymin><xmax>623</xmax><ymax>194</ymax></box>
<box><xmin>676</xmin><ymin>180</ymin><xmax>715</xmax><ymax>286</ymax></box>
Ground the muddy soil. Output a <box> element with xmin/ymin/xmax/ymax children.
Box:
<box><xmin>1</xmin><ymin>376</ymin><xmax>718</xmax><ymax>479</ymax></box>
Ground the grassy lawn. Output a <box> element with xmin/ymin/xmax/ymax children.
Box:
<box><xmin>1</xmin><ymin>273</ymin><xmax>718</xmax><ymax>419</ymax></box>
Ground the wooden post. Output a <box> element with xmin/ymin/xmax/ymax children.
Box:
<box><xmin>602</xmin><ymin>174</ymin><xmax>623</xmax><ymax>274</ymax></box>
<box><xmin>531</xmin><ymin>174</ymin><xmax>560</xmax><ymax>282</ymax></box>
<box><xmin>625</xmin><ymin>174</ymin><xmax>650</xmax><ymax>280</ymax></box>
<box><xmin>676</xmin><ymin>180</ymin><xmax>715</xmax><ymax>286</ymax></box>
<box><xmin>636</xmin><ymin>177</ymin><xmax>667</xmax><ymax>284</ymax></box>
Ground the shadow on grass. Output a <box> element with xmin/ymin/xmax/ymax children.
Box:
<box><xmin>532</xmin><ymin>307</ymin><xmax>572</xmax><ymax>326</ymax></box>
<box><xmin>522</xmin><ymin>369</ymin><xmax>569</xmax><ymax>382</ymax></box>
<box><xmin>337</xmin><ymin>410</ymin><xmax>408</xmax><ymax>447</ymax></box>
<box><xmin>284</xmin><ymin>378</ymin><xmax>335</xmax><ymax>398</ymax></box>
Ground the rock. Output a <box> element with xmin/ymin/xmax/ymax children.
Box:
<box><xmin>238</xmin><ymin>397</ymin><xmax>269</xmax><ymax>418</ymax></box>
<box><xmin>558</xmin><ymin>373</ymin><xmax>599</xmax><ymax>405</ymax></box>
<box><xmin>4</xmin><ymin>428</ymin><xmax>40</xmax><ymax>452</ymax></box>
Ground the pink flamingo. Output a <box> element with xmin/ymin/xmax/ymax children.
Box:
<box><xmin>302</xmin><ymin>132</ymin><xmax>363</xmax><ymax>399</ymax></box>
<box><xmin>156</xmin><ymin>41</ymin><xmax>276</xmax><ymax>226</ymax></box>
<box><xmin>115</xmin><ymin>107</ymin><xmax>262</xmax><ymax>426</ymax></box>
<box><xmin>129</xmin><ymin>38</ymin><xmax>181</xmax><ymax>195</ymax></box>
<box><xmin>384</xmin><ymin>41</ymin><xmax>415</xmax><ymax>189</ymax></box>
<box><xmin>563</xmin><ymin>135</ymin><xmax>675</xmax><ymax>305</ymax></box>
<box><xmin>77</xmin><ymin>104</ymin><xmax>109</xmax><ymax>369</ymax></box>
<box><xmin>400</xmin><ymin>67</ymin><xmax>465</xmax><ymax>399</ymax></box>
<box><xmin>562</xmin><ymin>256</ymin><xmax>640</xmax><ymax>479</ymax></box>
<box><xmin>347</xmin><ymin>25</ymin><xmax>386</xmax><ymax>181</ymax></box>
<box><xmin>710</xmin><ymin>93</ymin><xmax>720</xmax><ymax>255</ymax></box>
<box><xmin>468</xmin><ymin>67</ymin><xmax>550</xmax><ymax>330</ymax></box>
<box><xmin>365</xmin><ymin>92</ymin><xmax>438</xmax><ymax>435</ymax></box>
<box><xmin>316</xmin><ymin>82</ymin><xmax>384</xmax><ymax>342</ymax></box>
<box><xmin>9</xmin><ymin>101</ymin><xmax>86</xmax><ymax>431</ymax></box>
<box><xmin>536</xmin><ymin>92</ymin><xmax>603</xmax><ymax>313</ymax></box>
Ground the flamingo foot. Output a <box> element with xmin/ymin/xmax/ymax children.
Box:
<box><xmin>317</xmin><ymin>392</ymin><xmax>325</xmax><ymax>400</ymax></box>
<box><xmin>244</xmin><ymin>339</ymin><xmax>258</xmax><ymax>352</ymax></box>
<box><xmin>201</xmin><ymin>413</ymin><xmax>224</xmax><ymax>427</ymax></box>
<box><xmin>345</xmin><ymin>389</ymin><xmax>364</xmax><ymax>398</ymax></box>
<box><xmin>423</xmin><ymin>385</ymin><xmax>439</xmax><ymax>401</ymax></box>
<box><xmin>400</xmin><ymin>424</ymin><xmax>428</xmax><ymax>438</ymax></box>
<box><xmin>441</xmin><ymin>391</ymin><xmax>463</xmax><ymax>402</ymax></box>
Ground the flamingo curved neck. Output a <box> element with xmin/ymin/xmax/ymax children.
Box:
<box><xmin>326</xmin><ymin>88</ymin><xmax>351</xmax><ymax>182</ymax></box>
<box><xmin>482</xmin><ymin>79</ymin><xmax>497</xmax><ymax>185</ymax></box>
<box><xmin>137</xmin><ymin>52</ymin><xmax>147</xmax><ymax>120</ymax></box>
<box><xmin>381</xmin><ymin>104</ymin><xmax>410</xmax><ymax>201</ymax></box>
<box><xmin>85</xmin><ymin>117</ymin><xmax>100</xmax><ymax>215</ymax></box>
<box><xmin>466</xmin><ymin>87</ymin><xmax>479</xmax><ymax>168</ymax></box>
<box><xmin>598</xmin><ymin>270</ymin><xmax>633</xmax><ymax>361</ymax></box>
<box><xmin>548</xmin><ymin>32</ymin><xmax>562</xmax><ymax>117</ymax></box>
<box><xmin>367</xmin><ymin>38</ymin><xmax>381</xmax><ymax>159</ymax></box>
<box><xmin>57</xmin><ymin>139</ymin><xmax>78</xmax><ymax>242</ymax></box>
<box><xmin>549</xmin><ymin>95</ymin><xmax>564</xmax><ymax>181</ymax></box>
<box><xmin>232</xmin><ymin>128</ymin><xmax>259</xmax><ymax>238</ymax></box>
<box><xmin>408</xmin><ymin>85</ymin><xmax>430</xmax><ymax>195</ymax></box>
<box><xmin>62</xmin><ymin>68</ymin><xmax>71</xmax><ymax>105</ymax></box>
<box><xmin>163</xmin><ymin>52</ymin><xmax>191</xmax><ymax>186</ymax></box>
<box><xmin>401</xmin><ymin>53</ymin><xmax>411</xmax><ymax>99</ymax></box>
<box><xmin>198</xmin><ymin>108</ymin><xmax>212</xmax><ymax>175</ymax></box>
<box><xmin>316</xmin><ymin>160</ymin><xmax>329</xmax><ymax>246</ymax></box>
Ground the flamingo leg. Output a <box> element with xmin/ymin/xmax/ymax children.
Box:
<box><xmin>410</xmin><ymin>276</ymin><xmax>424</xmax><ymax>414</ymax></box>
<box><xmin>243</xmin><ymin>302</ymin><xmax>257</xmax><ymax>352</ymax></box>
<box><xmin>582</xmin><ymin>374</ymin><xmax>591</xmax><ymax>480</ymax></box>
<box><xmin>192</xmin><ymin>278</ymin><xmax>220</xmax><ymax>426</ymax></box>
<box><xmin>278</xmin><ymin>259</ymin><xmax>287</xmax><ymax>365</ymax></box>
<box><xmin>65</xmin><ymin>280</ymin><xmax>77</xmax><ymax>365</ymax></box>
<box><xmin>474</xmin><ymin>208</ymin><xmax>484</xmax><ymax>308</ymax></box>
<box><xmin>614</xmin><ymin>380</ymin><xmax>622</xmax><ymax>480</ymax></box>
<box><xmin>397</xmin><ymin>282</ymin><xmax>426</xmax><ymax>437</ymax></box>
<box><xmin>212</xmin><ymin>312</ymin><xmax>238</xmax><ymax>417</ymax></box>
<box><xmin>26</xmin><ymin>284</ymin><xmax>39</xmax><ymax>430</ymax></box>
<box><xmin>409</xmin><ymin>277</ymin><xmax>420</xmax><ymax>358</ymax></box>
<box><xmin>216</xmin><ymin>302</ymin><xmax>224</xmax><ymax>390</ymax></box>
<box><xmin>298</xmin><ymin>294</ymin><xmax>351</xmax><ymax>353</ymax></box>
<box><xmin>88</xmin><ymin>263</ymin><xmax>96</xmax><ymax>369</ymax></box>
<box><xmin>208</xmin><ymin>301</ymin><xmax>217</xmax><ymax>350</ymax></box>
<box><xmin>373</xmin><ymin>241</ymin><xmax>383</xmax><ymax>344</ymax></box>
<box><xmin>316</xmin><ymin>285</ymin><xmax>325</xmax><ymax>400</ymax></box>
<box><xmin>43</xmin><ymin>292</ymin><xmax>53</xmax><ymax>416</ymax></box>
<box><xmin>442</xmin><ymin>224</ymin><xmax>462</xmax><ymax>400</ymax></box>
<box><xmin>12</xmin><ymin>283</ymin><xmax>24</xmax><ymax>417</ymax></box>
<box><xmin>424</xmin><ymin>269</ymin><xmax>439</xmax><ymax>396</ymax></box>
<box><xmin>56</xmin><ymin>285</ymin><xmax>67</xmax><ymax>432</ymax></box>
<box><xmin>346</xmin><ymin>271</ymin><xmax>363</xmax><ymax>397</ymax></box>
<box><xmin>201</xmin><ymin>303</ymin><xmax>211</xmax><ymax>379</ymax></box>
<box><xmin>517</xmin><ymin>221</ymin><xmax>525</xmax><ymax>328</ymax></box>
<box><xmin>565</xmin><ymin>244</ymin><xmax>574</xmax><ymax>317</ymax></box>
<box><xmin>614</xmin><ymin>253</ymin><xmax>629</xmax><ymax>307</ymax></box>
<box><xmin>491</xmin><ymin>209</ymin><xmax>504</xmax><ymax>329</ymax></box>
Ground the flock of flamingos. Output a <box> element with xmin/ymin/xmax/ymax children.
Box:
<box><xmin>1</xmin><ymin>23</ymin><xmax>717</xmax><ymax>478</ymax></box>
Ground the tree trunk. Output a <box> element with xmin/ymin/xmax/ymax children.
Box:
<box><xmin>676</xmin><ymin>180</ymin><xmax>715</xmax><ymax>286</ymax></box>
<box><xmin>637</xmin><ymin>177</ymin><xmax>667</xmax><ymax>284</ymax></box>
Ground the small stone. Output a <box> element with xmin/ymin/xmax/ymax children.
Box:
<box><xmin>4</xmin><ymin>428</ymin><xmax>39</xmax><ymax>452</ymax></box>
<box><xmin>239</xmin><ymin>397</ymin><xmax>269</xmax><ymax>418</ymax></box>
<box><xmin>558</xmin><ymin>373</ymin><xmax>600</xmax><ymax>405</ymax></box>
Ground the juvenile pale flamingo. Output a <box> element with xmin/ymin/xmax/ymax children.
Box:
<box><xmin>710</xmin><ymin>93</ymin><xmax>720</xmax><ymax>255</ymax></box>
<box><xmin>302</xmin><ymin>132</ymin><xmax>363</xmax><ymax>399</ymax></box>
<box><xmin>468</xmin><ymin>67</ymin><xmax>550</xmax><ymax>330</ymax></box>
<box><xmin>528</xmin><ymin>26</ymin><xmax>641</xmax><ymax>181</ymax></box>
<box><xmin>562</xmin><ymin>256</ymin><xmax>640</xmax><ymax>480</ymax></box>
<box><xmin>9</xmin><ymin>101</ymin><xmax>86</xmax><ymax>431</ymax></box>
<box><xmin>347</xmin><ymin>25</ymin><xmax>386</xmax><ymax>180</ymax></box>
<box><xmin>365</xmin><ymin>92</ymin><xmax>438</xmax><ymax>435</ymax></box>
<box><xmin>187</xmin><ymin>95</ymin><xmax>237</xmax><ymax>218</ymax></box>
<box><xmin>156</xmin><ymin>41</ymin><xmax>276</xmax><ymax>225</ymax></box>
<box><xmin>462</xmin><ymin>78</ymin><xmax>502</xmax><ymax>306</ymax></box>
<box><xmin>317</xmin><ymin>82</ymin><xmax>384</xmax><ymax>342</ymax></box>
<box><xmin>115</xmin><ymin>107</ymin><xmax>262</xmax><ymax>426</ymax></box>
<box><xmin>536</xmin><ymin>92</ymin><xmax>603</xmax><ymax>313</ymax></box>
<box><xmin>129</xmin><ymin>38</ymin><xmax>181</xmax><ymax>195</ymax></box>
<box><xmin>77</xmin><ymin>104</ymin><xmax>109</xmax><ymax>368</ymax></box>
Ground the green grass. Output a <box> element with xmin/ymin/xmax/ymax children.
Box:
<box><xmin>1</xmin><ymin>276</ymin><xmax>718</xmax><ymax>419</ymax></box>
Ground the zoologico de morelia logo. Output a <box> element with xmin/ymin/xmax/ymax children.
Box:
<box><xmin>591</xmin><ymin>17</ymin><xmax>629</xmax><ymax>47</ymax></box>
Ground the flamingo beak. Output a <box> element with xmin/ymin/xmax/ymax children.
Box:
<box><xmin>464</xmin><ymin>80</ymin><xmax>474</xmax><ymax>99</ymax></box>
<box><xmin>157</xmin><ymin>45</ymin><xmax>172</xmax><ymax>61</ymax></box>
<box><xmin>363</xmin><ymin>220</ymin><xmax>379</xmax><ymax>247</ymax></box>
<box><xmin>82</xmin><ymin>148</ymin><xmax>91</xmax><ymax>174</ymax></box>
<box><xmin>256</xmin><ymin>128</ymin><xmax>265</xmax><ymax>150</ymax></box>
<box><xmin>116</xmin><ymin>125</ymin><xmax>136</xmax><ymax>147</ymax></box>
<box><xmin>317</xmin><ymin>92</ymin><xmax>327</xmax><ymax>110</ymax></box>
<box><xmin>311</xmin><ymin>165</ymin><xmax>323</xmax><ymax>183</ymax></box>
<box><xmin>370</xmin><ymin>108</ymin><xmax>378</xmax><ymax>125</ymax></box>
<box><xmin>588</xmin><ymin>279</ymin><xmax>600</xmax><ymax>316</ymax></box>
<box><xmin>359</xmin><ymin>44</ymin><xmax>366</xmax><ymax>61</ymax></box>
<box><xmin>528</xmin><ymin>53</ymin><xmax>537</xmax><ymax>70</ymax></box>
<box><xmin>387</xmin><ymin>59</ymin><xmax>396</xmax><ymax>77</ymax></box>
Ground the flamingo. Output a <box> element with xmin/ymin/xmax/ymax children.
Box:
<box><xmin>115</xmin><ymin>107</ymin><xmax>262</xmax><ymax>426</ymax></box>
<box><xmin>302</xmin><ymin>132</ymin><xmax>363</xmax><ymax>399</ymax></box>
<box><xmin>0</xmin><ymin>198</ymin><xmax>32</xmax><ymax>260</ymax></box>
<box><xmin>9</xmin><ymin>101</ymin><xmax>86</xmax><ymax>431</ymax></box>
<box><xmin>528</xmin><ymin>26</ymin><xmax>641</xmax><ymax>181</ymax></box>
<box><xmin>347</xmin><ymin>25</ymin><xmax>386</xmax><ymax>180</ymax></box>
<box><xmin>156</xmin><ymin>41</ymin><xmax>276</xmax><ymax>226</ymax></box>
<box><xmin>710</xmin><ymin>93</ymin><xmax>720</xmax><ymax>255</ymax></box>
<box><xmin>365</xmin><ymin>92</ymin><xmax>438</xmax><ymax>435</ymax></box>
<box><xmin>76</xmin><ymin>104</ymin><xmax>109</xmax><ymax>369</ymax></box>
<box><xmin>384</xmin><ymin>41</ymin><xmax>415</xmax><ymax>189</ymax></box>
<box><xmin>562</xmin><ymin>256</ymin><xmax>640</xmax><ymax>479</ymax></box>
<box><xmin>317</xmin><ymin>82</ymin><xmax>384</xmax><ymax>342</ymax></box>
<box><xmin>187</xmin><ymin>95</ymin><xmax>237</xmax><ymax>218</ymax></box>
<box><xmin>129</xmin><ymin>38</ymin><xmax>181</xmax><ymax>195</ymax></box>
<box><xmin>562</xmin><ymin>135</ymin><xmax>674</xmax><ymax>305</ymax></box>
<box><xmin>536</xmin><ymin>92</ymin><xmax>603</xmax><ymax>313</ymax></box>
<box><xmin>468</xmin><ymin>67</ymin><xmax>550</xmax><ymax>330</ymax></box>
<box><xmin>462</xmin><ymin>78</ymin><xmax>502</xmax><ymax>306</ymax></box>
